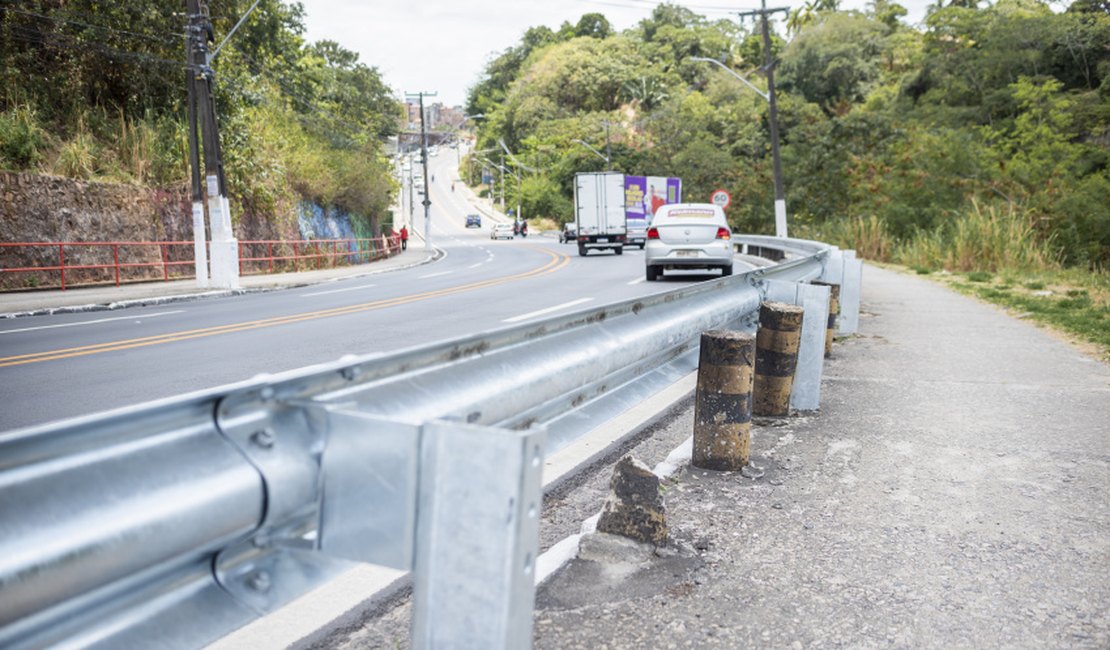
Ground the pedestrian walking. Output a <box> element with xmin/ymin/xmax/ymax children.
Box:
<box><xmin>400</xmin><ymin>225</ymin><xmax>409</xmax><ymax>251</ymax></box>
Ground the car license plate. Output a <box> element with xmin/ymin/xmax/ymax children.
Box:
<box><xmin>676</xmin><ymin>250</ymin><xmax>697</xmax><ymax>257</ymax></box>
<box><xmin>597</xmin><ymin>238</ymin><xmax>608</xmax><ymax>243</ymax></box>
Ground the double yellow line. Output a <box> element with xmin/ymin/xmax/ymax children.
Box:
<box><xmin>1</xmin><ymin>247</ymin><xmax>569</xmax><ymax>368</ymax></box>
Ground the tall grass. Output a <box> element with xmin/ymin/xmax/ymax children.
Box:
<box><xmin>53</xmin><ymin>118</ymin><xmax>97</xmax><ymax>179</ymax></box>
<box><xmin>811</xmin><ymin>201</ymin><xmax>1059</xmax><ymax>275</ymax></box>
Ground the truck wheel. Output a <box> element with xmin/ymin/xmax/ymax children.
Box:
<box><xmin>578</xmin><ymin>243</ymin><xmax>588</xmax><ymax>257</ymax></box>
<box><xmin>639</xmin><ymin>243</ymin><xmax>645</xmax><ymax>250</ymax></box>
<box><xmin>646</xmin><ymin>266</ymin><xmax>660</xmax><ymax>282</ymax></box>
<box><xmin>614</xmin><ymin>246</ymin><xmax>623</xmax><ymax>256</ymax></box>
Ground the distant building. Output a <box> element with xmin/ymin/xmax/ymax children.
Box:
<box><xmin>403</xmin><ymin>101</ymin><xmax>464</xmax><ymax>131</ymax></box>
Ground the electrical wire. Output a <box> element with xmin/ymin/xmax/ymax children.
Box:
<box><xmin>5</xmin><ymin>24</ymin><xmax>192</xmax><ymax>71</ymax></box>
<box><xmin>1</xmin><ymin>5</ymin><xmax>186</xmax><ymax>45</ymax></box>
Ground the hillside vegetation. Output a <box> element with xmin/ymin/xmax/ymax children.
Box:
<box><xmin>0</xmin><ymin>0</ymin><xmax>402</xmax><ymax>234</ymax></box>
<box><xmin>466</xmin><ymin>3</ymin><xmax>1109</xmax><ymax>273</ymax></box>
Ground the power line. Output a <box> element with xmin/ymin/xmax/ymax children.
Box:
<box><xmin>6</xmin><ymin>26</ymin><xmax>192</xmax><ymax>71</ymax></box>
<box><xmin>1</xmin><ymin>5</ymin><xmax>186</xmax><ymax>45</ymax></box>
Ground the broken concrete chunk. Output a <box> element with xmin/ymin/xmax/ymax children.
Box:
<box><xmin>596</xmin><ymin>456</ymin><xmax>667</xmax><ymax>546</ymax></box>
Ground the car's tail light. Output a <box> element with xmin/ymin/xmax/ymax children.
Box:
<box><xmin>647</xmin><ymin>227</ymin><xmax>659</xmax><ymax>240</ymax></box>
<box><xmin>716</xmin><ymin>227</ymin><xmax>731</xmax><ymax>239</ymax></box>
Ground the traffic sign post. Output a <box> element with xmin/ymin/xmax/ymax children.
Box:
<box><xmin>711</xmin><ymin>189</ymin><xmax>731</xmax><ymax>210</ymax></box>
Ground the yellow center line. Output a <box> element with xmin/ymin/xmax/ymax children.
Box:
<box><xmin>1</xmin><ymin>247</ymin><xmax>570</xmax><ymax>368</ymax></box>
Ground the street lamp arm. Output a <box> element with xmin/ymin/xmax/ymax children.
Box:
<box><xmin>571</xmin><ymin>139</ymin><xmax>610</xmax><ymax>165</ymax></box>
<box><xmin>497</xmin><ymin>139</ymin><xmax>541</xmax><ymax>173</ymax></box>
<box><xmin>689</xmin><ymin>57</ymin><xmax>769</xmax><ymax>102</ymax></box>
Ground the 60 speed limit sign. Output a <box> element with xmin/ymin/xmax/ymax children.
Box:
<box><xmin>710</xmin><ymin>189</ymin><xmax>731</xmax><ymax>209</ymax></box>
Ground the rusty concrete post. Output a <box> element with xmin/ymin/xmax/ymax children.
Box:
<box><xmin>596</xmin><ymin>456</ymin><xmax>667</xmax><ymax>545</ymax></box>
<box><xmin>753</xmin><ymin>301</ymin><xmax>804</xmax><ymax>417</ymax></box>
<box><xmin>692</xmin><ymin>330</ymin><xmax>755</xmax><ymax>471</ymax></box>
<box><xmin>812</xmin><ymin>281</ymin><xmax>840</xmax><ymax>358</ymax></box>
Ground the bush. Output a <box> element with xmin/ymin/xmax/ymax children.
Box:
<box><xmin>0</xmin><ymin>105</ymin><xmax>46</xmax><ymax>169</ymax></box>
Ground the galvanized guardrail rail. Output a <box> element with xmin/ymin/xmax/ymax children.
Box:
<box><xmin>0</xmin><ymin>235</ymin><xmax>862</xmax><ymax>649</ymax></box>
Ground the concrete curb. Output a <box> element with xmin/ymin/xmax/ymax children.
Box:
<box><xmin>0</xmin><ymin>248</ymin><xmax>444</xmax><ymax>320</ymax></box>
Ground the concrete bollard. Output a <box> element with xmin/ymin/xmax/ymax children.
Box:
<box><xmin>692</xmin><ymin>330</ymin><xmax>755</xmax><ymax>471</ymax></box>
<box><xmin>753</xmin><ymin>301</ymin><xmax>805</xmax><ymax>417</ymax></box>
<box><xmin>812</xmin><ymin>281</ymin><xmax>840</xmax><ymax>358</ymax></box>
<box><xmin>596</xmin><ymin>456</ymin><xmax>667</xmax><ymax>545</ymax></box>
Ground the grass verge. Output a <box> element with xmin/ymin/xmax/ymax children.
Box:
<box><xmin>919</xmin><ymin>267</ymin><xmax>1109</xmax><ymax>362</ymax></box>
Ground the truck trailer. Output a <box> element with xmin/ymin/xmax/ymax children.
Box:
<box><xmin>574</xmin><ymin>172</ymin><xmax>627</xmax><ymax>256</ymax></box>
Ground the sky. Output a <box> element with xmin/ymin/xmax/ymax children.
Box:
<box><xmin>299</xmin><ymin>0</ymin><xmax>936</xmax><ymax>108</ymax></box>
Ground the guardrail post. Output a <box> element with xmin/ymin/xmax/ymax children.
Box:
<box><xmin>838</xmin><ymin>251</ymin><xmax>862</xmax><ymax>335</ymax></box>
<box><xmin>764</xmin><ymin>279</ymin><xmax>830</xmax><ymax>411</ymax></box>
<box><xmin>692</xmin><ymin>330</ymin><xmax>755</xmax><ymax>470</ymax></box>
<box><xmin>412</xmin><ymin>420</ymin><xmax>544</xmax><ymax>649</ymax></box>
<box><xmin>812</xmin><ymin>281</ymin><xmax>840</xmax><ymax>357</ymax></box>
<box><xmin>113</xmin><ymin>244</ymin><xmax>120</xmax><ymax>286</ymax></box>
<box><xmin>59</xmin><ymin>243</ymin><xmax>66</xmax><ymax>290</ymax></box>
<box><xmin>753</xmin><ymin>301</ymin><xmax>804</xmax><ymax>417</ymax></box>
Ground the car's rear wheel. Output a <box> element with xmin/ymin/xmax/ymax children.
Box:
<box><xmin>721</xmin><ymin>264</ymin><xmax>733</xmax><ymax>276</ymax></box>
<box><xmin>646</xmin><ymin>266</ymin><xmax>660</xmax><ymax>282</ymax></box>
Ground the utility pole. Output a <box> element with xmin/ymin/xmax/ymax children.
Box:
<box><xmin>737</xmin><ymin>0</ymin><xmax>790</xmax><ymax>238</ymax></box>
<box><xmin>500</xmin><ymin>153</ymin><xmax>506</xmax><ymax>212</ymax></box>
<box><xmin>184</xmin><ymin>3</ymin><xmax>207</xmax><ymax>288</ymax></box>
<box><xmin>406</xmin><ymin>92</ymin><xmax>436</xmax><ymax>251</ymax></box>
<box><xmin>604</xmin><ymin>120</ymin><xmax>612</xmax><ymax>172</ymax></box>
<box><xmin>186</xmin><ymin>0</ymin><xmax>239</xmax><ymax>287</ymax></box>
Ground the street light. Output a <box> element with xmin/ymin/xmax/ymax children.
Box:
<box><xmin>571</xmin><ymin>139</ymin><xmax>610</xmax><ymax>169</ymax></box>
<box><xmin>691</xmin><ymin>55</ymin><xmax>788</xmax><ymax>238</ymax></box>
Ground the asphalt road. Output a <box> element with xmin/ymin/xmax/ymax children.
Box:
<box><xmin>0</xmin><ymin>152</ymin><xmax>744</xmax><ymax>431</ymax></box>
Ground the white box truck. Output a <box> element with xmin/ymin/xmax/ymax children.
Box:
<box><xmin>574</xmin><ymin>172</ymin><xmax>627</xmax><ymax>256</ymax></box>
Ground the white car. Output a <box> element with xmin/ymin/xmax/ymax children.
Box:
<box><xmin>644</xmin><ymin>203</ymin><xmax>733</xmax><ymax>281</ymax></box>
<box><xmin>490</xmin><ymin>223</ymin><xmax>514</xmax><ymax>240</ymax></box>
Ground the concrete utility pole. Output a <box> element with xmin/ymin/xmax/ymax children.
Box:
<box><xmin>184</xmin><ymin>3</ymin><xmax>207</xmax><ymax>288</ymax></box>
<box><xmin>186</xmin><ymin>0</ymin><xmax>239</xmax><ymax>288</ymax></box>
<box><xmin>737</xmin><ymin>0</ymin><xmax>790</xmax><ymax>238</ymax></box>
<box><xmin>406</xmin><ymin>92</ymin><xmax>437</xmax><ymax>251</ymax></box>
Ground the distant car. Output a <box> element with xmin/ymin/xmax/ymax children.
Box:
<box><xmin>644</xmin><ymin>203</ymin><xmax>733</xmax><ymax>281</ymax></box>
<box><xmin>466</xmin><ymin>214</ymin><xmax>481</xmax><ymax>228</ymax></box>
<box><xmin>490</xmin><ymin>223</ymin><xmax>514</xmax><ymax>240</ymax></box>
<box><xmin>559</xmin><ymin>223</ymin><xmax>577</xmax><ymax>243</ymax></box>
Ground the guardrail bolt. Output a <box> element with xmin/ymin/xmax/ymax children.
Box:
<box><xmin>812</xmin><ymin>281</ymin><xmax>841</xmax><ymax>358</ymax></box>
<box><xmin>693</xmin><ymin>329</ymin><xmax>755</xmax><ymax>471</ymax></box>
<box><xmin>245</xmin><ymin>570</ymin><xmax>271</xmax><ymax>593</ymax></box>
<box><xmin>596</xmin><ymin>456</ymin><xmax>667</xmax><ymax>545</ymax></box>
<box><xmin>754</xmin><ymin>301</ymin><xmax>805</xmax><ymax>417</ymax></box>
<box><xmin>250</xmin><ymin>428</ymin><xmax>275</xmax><ymax>449</ymax></box>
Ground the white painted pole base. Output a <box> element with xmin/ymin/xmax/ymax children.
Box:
<box><xmin>774</xmin><ymin>199</ymin><xmax>788</xmax><ymax>238</ymax></box>
<box><xmin>192</xmin><ymin>201</ymin><xmax>209</xmax><ymax>288</ymax></box>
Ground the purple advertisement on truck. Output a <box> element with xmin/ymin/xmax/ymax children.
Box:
<box><xmin>624</xmin><ymin>176</ymin><xmax>682</xmax><ymax>244</ymax></box>
<box><xmin>624</xmin><ymin>176</ymin><xmax>682</xmax><ymax>220</ymax></box>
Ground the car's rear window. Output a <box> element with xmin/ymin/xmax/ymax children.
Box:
<box><xmin>653</xmin><ymin>205</ymin><xmax>724</xmax><ymax>224</ymax></box>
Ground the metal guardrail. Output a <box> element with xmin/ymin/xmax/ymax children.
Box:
<box><xmin>0</xmin><ymin>235</ymin><xmax>861</xmax><ymax>649</ymax></box>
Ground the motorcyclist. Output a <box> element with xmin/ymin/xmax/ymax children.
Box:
<box><xmin>520</xmin><ymin>220</ymin><xmax>528</xmax><ymax>238</ymax></box>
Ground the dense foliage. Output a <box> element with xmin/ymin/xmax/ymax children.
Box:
<box><xmin>0</xmin><ymin>0</ymin><xmax>402</xmax><ymax>232</ymax></box>
<box><xmin>466</xmin><ymin>1</ymin><xmax>1109</xmax><ymax>270</ymax></box>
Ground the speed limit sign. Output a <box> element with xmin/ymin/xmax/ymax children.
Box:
<box><xmin>710</xmin><ymin>189</ymin><xmax>731</xmax><ymax>209</ymax></box>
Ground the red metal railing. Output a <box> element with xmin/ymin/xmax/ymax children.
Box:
<box><xmin>0</xmin><ymin>235</ymin><xmax>402</xmax><ymax>291</ymax></box>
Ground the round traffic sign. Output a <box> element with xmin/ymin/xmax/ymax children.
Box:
<box><xmin>710</xmin><ymin>189</ymin><xmax>731</xmax><ymax>209</ymax></box>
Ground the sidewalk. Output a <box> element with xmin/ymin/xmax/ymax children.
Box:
<box><xmin>326</xmin><ymin>263</ymin><xmax>1110</xmax><ymax>648</ymax></box>
<box><xmin>0</xmin><ymin>244</ymin><xmax>439</xmax><ymax>318</ymax></box>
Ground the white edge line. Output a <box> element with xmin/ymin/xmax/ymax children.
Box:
<box><xmin>299</xmin><ymin>283</ymin><xmax>377</xmax><ymax>297</ymax></box>
<box><xmin>418</xmin><ymin>271</ymin><xmax>452</xmax><ymax>279</ymax></box>
<box><xmin>627</xmin><ymin>277</ymin><xmax>646</xmax><ymax>286</ymax></box>
<box><xmin>502</xmin><ymin>298</ymin><xmax>594</xmax><ymax>323</ymax></box>
<box><xmin>0</xmin><ymin>310</ymin><xmax>184</xmax><ymax>335</ymax></box>
<box><xmin>467</xmin><ymin>263</ymin><xmax>482</xmax><ymax>269</ymax></box>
